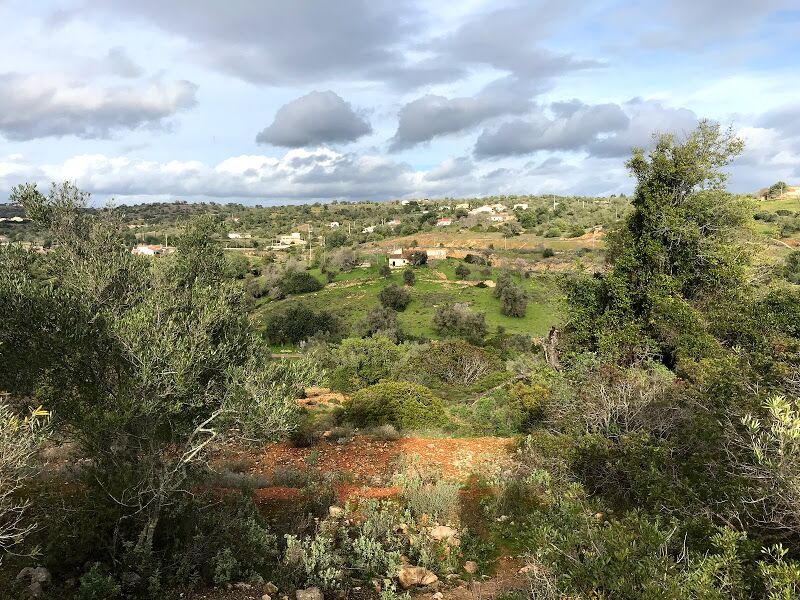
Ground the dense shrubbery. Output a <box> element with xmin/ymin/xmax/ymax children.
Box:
<box><xmin>432</xmin><ymin>303</ymin><xmax>487</xmax><ymax>344</ymax></box>
<box><xmin>263</xmin><ymin>304</ymin><xmax>342</xmax><ymax>344</ymax></box>
<box><xmin>403</xmin><ymin>340</ymin><xmax>502</xmax><ymax>387</ymax></box>
<box><xmin>344</xmin><ymin>381</ymin><xmax>446</xmax><ymax>430</ymax></box>
<box><xmin>326</xmin><ymin>335</ymin><xmax>403</xmax><ymax>391</ymax></box>
<box><xmin>378</xmin><ymin>283</ymin><xmax>412</xmax><ymax>311</ymax></box>
<box><xmin>278</xmin><ymin>270</ymin><xmax>324</xmax><ymax>295</ymax></box>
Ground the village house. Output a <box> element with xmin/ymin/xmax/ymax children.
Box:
<box><xmin>132</xmin><ymin>244</ymin><xmax>164</xmax><ymax>256</ymax></box>
<box><xmin>227</xmin><ymin>232</ymin><xmax>251</xmax><ymax>239</ymax></box>
<box><xmin>489</xmin><ymin>213</ymin><xmax>514</xmax><ymax>222</ymax></box>
<box><xmin>277</xmin><ymin>232</ymin><xmax>307</xmax><ymax>246</ymax></box>
<box><xmin>329</xmin><ymin>221</ymin><xmax>340</xmax><ymax>228</ymax></box>
<box><xmin>362</xmin><ymin>225</ymin><xmax>377</xmax><ymax>234</ymax></box>
<box><xmin>387</xmin><ymin>249</ymin><xmax>409</xmax><ymax>268</ymax></box>
<box><xmin>455</xmin><ymin>202</ymin><xmax>470</xmax><ymax>210</ymax></box>
<box><xmin>436</xmin><ymin>217</ymin><xmax>453</xmax><ymax>227</ymax></box>
<box><xmin>513</xmin><ymin>203</ymin><xmax>529</xmax><ymax>210</ymax></box>
<box><xmin>468</xmin><ymin>205</ymin><xmax>495</xmax><ymax>215</ymax></box>
<box><xmin>387</xmin><ymin>219</ymin><xmax>401</xmax><ymax>227</ymax></box>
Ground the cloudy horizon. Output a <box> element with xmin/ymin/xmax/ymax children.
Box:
<box><xmin>1</xmin><ymin>0</ymin><xmax>798</xmax><ymax>205</ymax></box>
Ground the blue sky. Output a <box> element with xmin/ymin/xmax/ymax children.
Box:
<box><xmin>1</xmin><ymin>0</ymin><xmax>798</xmax><ymax>204</ymax></box>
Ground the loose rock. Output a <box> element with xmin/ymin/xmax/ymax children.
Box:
<box><xmin>463</xmin><ymin>560</ymin><xmax>478</xmax><ymax>574</ymax></box>
<box><xmin>296</xmin><ymin>586</ymin><xmax>324</xmax><ymax>600</ymax></box>
<box><xmin>398</xmin><ymin>565</ymin><xmax>438</xmax><ymax>589</ymax></box>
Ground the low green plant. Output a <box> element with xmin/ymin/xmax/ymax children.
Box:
<box><xmin>345</xmin><ymin>381</ymin><xmax>446</xmax><ymax>430</ymax></box>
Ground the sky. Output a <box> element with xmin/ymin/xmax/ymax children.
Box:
<box><xmin>0</xmin><ymin>0</ymin><xmax>799</xmax><ymax>205</ymax></box>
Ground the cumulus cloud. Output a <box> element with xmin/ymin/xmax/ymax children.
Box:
<box><xmin>757</xmin><ymin>103</ymin><xmax>800</xmax><ymax>139</ymax></box>
<box><xmin>390</xmin><ymin>78</ymin><xmax>534</xmax><ymax>151</ymax></box>
<box><xmin>475</xmin><ymin>101</ymin><xmax>629</xmax><ymax>158</ymax></box>
<box><xmin>255</xmin><ymin>90</ymin><xmax>371</xmax><ymax>147</ymax></box>
<box><xmin>0</xmin><ymin>74</ymin><xmax>197</xmax><ymax>140</ymax></box>
<box><xmin>424</xmin><ymin>157</ymin><xmax>474</xmax><ymax>182</ymax></box>
<box><xmin>474</xmin><ymin>99</ymin><xmax>699</xmax><ymax>159</ymax></box>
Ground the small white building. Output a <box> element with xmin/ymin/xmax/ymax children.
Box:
<box><xmin>329</xmin><ymin>221</ymin><xmax>340</xmax><ymax>228</ymax></box>
<box><xmin>436</xmin><ymin>218</ymin><xmax>453</xmax><ymax>227</ymax></box>
<box><xmin>455</xmin><ymin>203</ymin><xmax>470</xmax><ymax>210</ymax></box>
<box><xmin>278</xmin><ymin>232</ymin><xmax>306</xmax><ymax>246</ymax></box>
<box><xmin>489</xmin><ymin>213</ymin><xmax>514</xmax><ymax>222</ymax></box>
<box><xmin>513</xmin><ymin>203</ymin><xmax>529</xmax><ymax>210</ymax></box>
<box><xmin>387</xmin><ymin>249</ymin><xmax>409</xmax><ymax>268</ymax></box>
<box><xmin>362</xmin><ymin>225</ymin><xmax>377</xmax><ymax>234</ymax></box>
<box><xmin>132</xmin><ymin>244</ymin><xmax>163</xmax><ymax>256</ymax></box>
<box><xmin>469</xmin><ymin>205</ymin><xmax>494</xmax><ymax>215</ymax></box>
<box><xmin>227</xmin><ymin>232</ymin><xmax>251</xmax><ymax>239</ymax></box>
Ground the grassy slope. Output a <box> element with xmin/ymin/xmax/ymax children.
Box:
<box><xmin>255</xmin><ymin>258</ymin><xmax>564</xmax><ymax>342</ymax></box>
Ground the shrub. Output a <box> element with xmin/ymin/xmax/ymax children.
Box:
<box><xmin>404</xmin><ymin>340</ymin><xmax>502</xmax><ymax>386</ymax></box>
<box><xmin>379</xmin><ymin>284</ymin><xmax>412</xmax><ymax>311</ymax></box>
<box><xmin>379</xmin><ymin>264</ymin><xmax>392</xmax><ymax>277</ymax></box>
<box><xmin>279</xmin><ymin>271</ymin><xmax>324</xmax><ymax>295</ymax></box>
<box><xmin>359</xmin><ymin>307</ymin><xmax>400</xmax><ymax>339</ymax></box>
<box><xmin>464</xmin><ymin>253</ymin><xmax>488</xmax><ymax>266</ymax></box>
<box><xmin>264</xmin><ymin>304</ymin><xmax>342</xmax><ymax>344</ymax></box>
<box><xmin>397</xmin><ymin>470</ymin><xmax>461</xmax><ymax>524</ymax></box>
<box><xmin>455</xmin><ymin>263</ymin><xmax>470</xmax><ymax>279</ymax></box>
<box><xmin>328</xmin><ymin>336</ymin><xmax>403</xmax><ymax>391</ymax></box>
<box><xmin>432</xmin><ymin>303</ymin><xmax>487</xmax><ymax>344</ymax></box>
<box><xmin>345</xmin><ymin>381</ymin><xmax>446</xmax><ymax>430</ymax></box>
<box><xmin>408</xmin><ymin>251</ymin><xmax>428</xmax><ymax>266</ymax></box>
<box><xmin>403</xmin><ymin>269</ymin><xmax>416</xmax><ymax>286</ymax></box>
<box><xmin>500</xmin><ymin>284</ymin><xmax>527</xmax><ymax>317</ymax></box>
<box><xmin>542</xmin><ymin>247</ymin><xmax>555</xmax><ymax>258</ymax></box>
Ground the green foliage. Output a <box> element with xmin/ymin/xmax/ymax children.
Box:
<box><xmin>403</xmin><ymin>269</ymin><xmax>416</xmax><ymax>286</ymax></box>
<box><xmin>345</xmin><ymin>381</ymin><xmax>446</xmax><ymax>430</ymax></box>
<box><xmin>403</xmin><ymin>340</ymin><xmax>502</xmax><ymax>387</ymax></box>
<box><xmin>431</xmin><ymin>303</ymin><xmax>487</xmax><ymax>344</ymax></box>
<box><xmin>279</xmin><ymin>270</ymin><xmax>324</xmax><ymax>295</ymax></box>
<box><xmin>78</xmin><ymin>564</ymin><xmax>122</xmax><ymax>600</ymax></box>
<box><xmin>455</xmin><ymin>263</ymin><xmax>470</xmax><ymax>279</ymax></box>
<box><xmin>327</xmin><ymin>336</ymin><xmax>404</xmax><ymax>391</ymax></box>
<box><xmin>264</xmin><ymin>304</ymin><xmax>342</xmax><ymax>344</ymax></box>
<box><xmin>784</xmin><ymin>250</ymin><xmax>800</xmax><ymax>284</ymax></box>
<box><xmin>379</xmin><ymin>283</ymin><xmax>412</xmax><ymax>311</ymax></box>
<box><xmin>766</xmin><ymin>181</ymin><xmax>788</xmax><ymax>199</ymax></box>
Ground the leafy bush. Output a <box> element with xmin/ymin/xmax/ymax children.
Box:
<box><xmin>345</xmin><ymin>381</ymin><xmax>446</xmax><ymax>430</ymax></box>
<box><xmin>455</xmin><ymin>263</ymin><xmax>470</xmax><ymax>279</ymax></box>
<box><xmin>404</xmin><ymin>340</ymin><xmax>502</xmax><ymax>386</ymax></box>
<box><xmin>432</xmin><ymin>303</ymin><xmax>487</xmax><ymax>344</ymax></box>
<box><xmin>499</xmin><ymin>284</ymin><xmax>527</xmax><ymax>317</ymax></box>
<box><xmin>328</xmin><ymin>336</ymin><xmax>404</xmax><ymax>391</ymax></box>
<box><xmin>279</xmin><ymin>271</ymin><xmax>324</xmax><ymax>295</ymax></box>
<box><xmin>359</xmin><ymin>306</ymin><xmax>400</xmax><ymax>339</ymax></box>
<box><xmin>264</xmin><ymin>304</ymin><xmax>342</xmax><ymax>344</ymax></box>
<box><xmin>396</xmin><ymin>465</ymin><xmax>461</xmax><ymax>524</ymax></box>
<box><xmin>379</xmin><ymin>284</ymin><xmax>412</xmax><ymax>311</ymax></box>
<box><xmin>403</xmin><ymin>269</ymin><xmax>416</xmax><ymax>286</ymax></box>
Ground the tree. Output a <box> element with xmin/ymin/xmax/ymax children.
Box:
<box><xmin>279</xmin><ymin>270</ymin><xmax>324</xmax><ymax>294</ymax></box>
<box><xmin>379</xmin><ymin>283</ymin><xmax>411</xmax><ymax>311</ymax></box>
<box><xmin>565</xmin><ymin>121</ymin><xmax>749</xmax><ymax>360</ymax></box>
<box><xmin>264</xmin><ymin>304</ymin><xmax>342</xmax><ymax>344</ymax></box>
<box><xmin>432</xmin><ymin>303</ymin><xmax>487</xmax><ymax>344</ymax></box>
<box><xmin>359</xmin><ymin>306</ymin><xmax>400</xmax><ymax>339</ymax></box>
<box><xmin>455</xmin><ymin>263</ymin><xmax>470</xmax><ymax>280</ymax></box>
<box><xmin>408</xmin><ymin>251</ymin><xmax>428</xmax><ymax>266</ymax></box>
<box><xmin>403</xmin><ymin>269</ymin><xmax>416</xmax><ymax>286</ymax></box>
<box><xmin>766</xmin><ymin>181</ymin><xmax>788</xmax><ymax>199</ymax></box>
<box><xmin>500</xmin><ymin>284</ymin><xmax>527</xmax><ymax>317</ymax></box>
<box><xmin>0</xmin><ymin>182</ymin><xmax>302</xmax><ymax>578</ymax></box>
<box><xmin>378</xmin><ymin>263</ymin><xmax>392</xmax><ymax>277</ymax></box>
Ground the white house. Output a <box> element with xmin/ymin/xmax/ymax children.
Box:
<box><xmin>362</xmin><ymin>225</ymin><xmax>377</xmax><ymax>234</ymax></box>
<box><xmin>455</xmin><ymin>203</ymin><xmax>470</xmax><ymax>210</ymax></box>
<box><xmin>329</xmin><ymin>222</ymin><xmax>340</xmax><ymax>228</ymax></box>
<box><xmin>436</xmin><ymin>218</ymin><xmax>453</xmax><ymax>227</ymax></box>
<box><xmin>132</xmin><ymin>244</ymin><xmax>163</xmax><ymax>256</ymax></box>
<box><xmin>490</xmin><ymin>213</ymin><xmax>514</xmax><ymax>222</ymax></box>
<box><xmin>513</xmin><ymin>203</ymin><xmax>529</xmax><ymax>210</ymax></box>
<box><xmin>387</xmin><ymin>249</ymin><xmax>409</xmax><ymax>268</ymax></box>
<box><xmin>469</xmin><ymin>205</ymin><xmax>494</xmax><ymax>215</ymax></box>
<box><xmin>278</xmin><ymin>232</ymin><xmax>306</xmax><ymax>246</ymax></box>
<box><xmin>227</xmin><ymin>232</ymin><xmax>251</xmax><ymax>239</ymax></box>
<box><xmin>387</xmin><ymin>219</ymin><xmax>401</xmax><ymax>227</ymax></box>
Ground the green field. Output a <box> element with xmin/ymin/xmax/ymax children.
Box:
<box><xmin>254</xmin><ymin>258</ymin><xmax>565</xmax><ymax>342</ymax></box>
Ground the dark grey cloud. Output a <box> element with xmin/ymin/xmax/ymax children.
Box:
<box><xmin>390</xmin><ymin>77</ymin><xmax>535</xmax><ymax>151</ymax></box>
<box><xmin>0</xmin><ymin>74</ymin><xmax>197</xmax><ymax>140</ymax></box>
<box><xmin>475</xmin><ymin>101</ymin><xmax>629</xmax><ymax>158</ymax></box>
<box><xmin>256</xmin><ymin>90</ymin><xmax>371</xmax><ymax>147</ymax></box>
<box><xmin>80</xmin><ymin>0</ymin><xmax>420</xmax><ymax>86</ymax></box>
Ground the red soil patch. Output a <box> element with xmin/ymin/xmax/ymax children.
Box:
<box><xmin>242</xmin><ymin>436</ymin><xmax>513</xmax><ymax>484</ymax></box>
